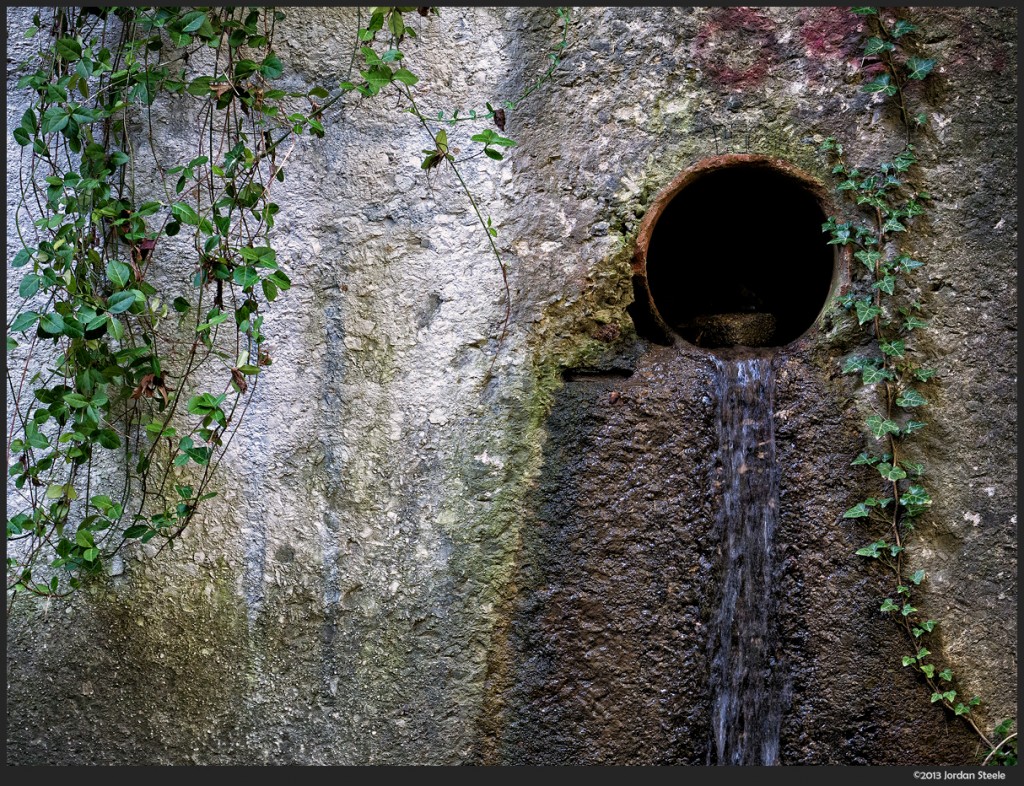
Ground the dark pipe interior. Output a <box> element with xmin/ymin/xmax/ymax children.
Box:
<box><xmin>645</xmin><ymin>165</ymin><xmax>834</xmax><ymax>348</ymax></box>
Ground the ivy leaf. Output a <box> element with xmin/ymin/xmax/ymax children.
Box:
<box><xmin>856</xmin><ymin>540</ymin><xmax>883</xmax><ymax>558</ymax></box>
<box><xmin>903</xmin><ymin>420</ymin><xmax>927</xmax><ymax>434</ymax></box>
<box><xmin>862</xmin><ymin>366</ymin><xmax>893</xmax><ymax>384</ymax></box>
<box><xmin>850</xmin><ymin>7</ymin><xmax>878</xmax><ymax>15</ymax></box>
<box><xmin>891</xmin><ymin>19</ymin><xmax>918</xmax><ymax>38</ymax></box>
<box><xmin>880</xmin><ymin>339</ymin><xmax>905</xmax><ymax>357</ymax></box>
<box><xmin>877</xmin><ymin>462</ymin><xmax>908</xmax><ymax>481</ymax></box>
<box><xmin>902</xmin><ymin>603</ymin><xmax>917</xmax><ymax>617</ymax></box>
<box><xmin>843</xmin><ymin>503</ymin><xmax>872</xmax><ymax>519</ymax></box>
<box><xmin>854</xmin><ymin>249</ymin><xmax>882</xmax><ymax>270</ymax></box>
<box><xmin>867</xmin><ymin>415</ymin><xmax>900</xmax><ymax>438</ymax></box>
<box><xmin>862</xmin><ymin>37</ymin><xmax>894</xmax><ymax>55</ymax></box>
<box><xmin>902</xmin><ymin>485</ymin><xmax>932</xmax><ymax>509</ymax></box>
<box><xmin>855</xmin><ymin>300</ymin><xmax>882</xmax><ymax>325</ymax></box>
<box><xmin>931</xmin><ymin>692</ymin><xmax>943</xmax><ymax>703</ymax></box>
<box><xmin>910</xmin><ymin>569</ymin><xmax>926</xmax><ymax>585</ymax></box>
<box><xmin>904</xmin><ymin>316</ymin><xmax>928</xmax><ymax>331</ymax></box>
<box><xmin>880</xmin><ymin>598</ymin><xmax>899</xmax><ymax>612</ymax></box>
<box><xmin>896</xmin><ymin>388</ymin><xmax>927</xmax><ymax>408</ymax></box>
<box><xmin>851</xmin><ymin>452</ymin><xmax>880</xmax><ymax>466</ymax></box>
<box><xmin>882</xmin><ymin>216</ymin><xmax>906</xmax><ymax>233</ymax></box>
<box><xmin>863</xmin><ymin>74</ymin><xmax>899</xmax><ymax>96</ymax></box>
<box><xmin>920</xmin><ymin>663</ymin><xmax>935</xmax><ymax>678</ymax></box>
<box><xmin>873</xmin><ymin>275</ymin><xmax>896</xmax><ymax>295</ymax></box>
<box><xmin>913</xmin><ymin>367</ymin><xmax>937</xmax><ymax>382</ymax></box>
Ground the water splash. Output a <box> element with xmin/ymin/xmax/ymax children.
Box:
<box><xmin>707</xmin><ymin>355</ymin><xmax>785</xmax><ymax>766</ymax></box>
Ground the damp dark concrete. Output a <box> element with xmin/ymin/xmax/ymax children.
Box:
<box><xmin>482</xmin><ymin>342</ymin><xmax>981</xmax><ymax>765</ymax></box>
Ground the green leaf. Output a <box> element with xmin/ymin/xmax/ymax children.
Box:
<box><xmin>172</xmin><ymin>297</ymin><xmax>191</xmax><ymax>313</ymax></box>
<box><xmin>56</xmin><ymin>37</ymin><xmax>83</xmax><ymax>61</ymax></box>
<box><xmin>851</xmin><ymin>452</ymin><xmax>880</xmax><ymax>466</ymax></box>
<box><xmin>904</xmin><ymin>316</ymin><xmax>928</xmax><ymax>330</ymax></box>
<box><xmin>896</xmin><ymin>388</ymin><xmax>927</xmax><ymax>408</ymax></box>
<box><xmin>916</xmin><ymin>647</ymin><xmax>931</xmax><ymax>660</ymax></box>
<box><xmin>867</xmin><ymin>415</ymin><xmax>900</xmax><ymax>438</ymax></box>
<box><xmin>873</xmin><ymin>275</ymin><xmax>896</xmax><ymax>295</ymax></box>
<box><xmin>863</xmin><ymin>74</ymin><xmax>898</xmax><ymax>96</ymax></box>
<box><xmin>877</xmin><ymin>462</ymin><xmax>907</xmax><ymax>481</ymax></box>
<box><xmin>171</xmin><ymin>201</ymin><xmax>201</xmax><ymax>226</ymax></box>
<box><xmin>39</xmin><ymin>312</ymin><xmax>67</xmax><ymax>336</ymax></box>
<box><xmin>903</xmin><ymin>420</ymin><xmax>927</xmax><ymax>434</ymax></box>
<box><xmin>392</xmin><ymin>68</ymin><xmax>419</xmax><ymax>86</ymax></box>
<box><xmin>913</xmin><ymin>367</ymin><xmax>936</xmax><ymax>382</ymax></box>
<box><xmin>854</xmin><ymin>249</ymin><xmax>882</xmax><ymax>270</ymax></box>
<box><xmin>18</xmin><ymin>273</ymin><xmax>41</xmax><ymax>299</ymax></box>
<box><xmin>63</xmin><ymin>392</ymin><xmax>90</xmax><ymax>408</ymax></box>
<box><xmin>850</xmin><ymin>7</ymin><xmax>878</xmax><ymax>15</ymax></box>
<box><xmin>939</xmin><ymin>668</ymin><xmax>953</xmax><ymax>682</ymax></box>
<box><xmin>10</xmin><ymin>311</ymin><xmax>39</xmax><ymax>332</ymax></box>
<box><xmin>931</xmin><ymin>692</ymin><xmax>943</xmax><ymax>702</ymax></box>
<box><xmin>233</xmin><ymin>266</ymin><xmax>259</xmax><ymax>289</ymax></box>
<box><xmin>260</xmin><ymin>54</ymin><xmax>284</xmax><ymax>79</ymax></box>
<box><xmin>862</xmin><ymin>37</ymin><xmax>894</xmax><ymax>55</ymax></box>
<box><xmin>902</xmin><ymin>485</ymin><xmax>932</xmax><ymax>508</ymax></box>
<box><xmin>910</xmin><ymin>569</ymin><xmax>926</xmax><ymax>585</ymax></box>
<box><xmin>902</xmin><ymin>603</ymin><xmax>917</xmax><ymax>617</ymax></box>
<box><xmin>854</xmin><ymin>301</ymin><xmax>881</xmax><ymax>325</ymax></box>
<box><xmin>179</xmin><ymin>10</ymin><xmax>207</xmax><ymax>33</ymax></box>
<box><xmin>843</xmin><ymin>503</ymin><xmax>871</xmax><ymax>519</ymax></box>
<box><xmin>882</xmin><ymin>216</ymin><xmax>906</xmax><ymax>233</ymax></box>
<box><xmin>40</xmin><ymin>106</ymin><xmax>70</xmax><ymax>134</ymax></box>
<box><xmin>903</xmin><ymin>656</ymin><xmax>917</xmax><ymax>667</ymax></box>
<box><xmin>880</xmin><ymin>339</ymin><xmax>905</xmax><ymax>357</ymax></box>
<box><xmin>106</xmin><ymin>290</ymin><xmax>137</xmax><ymax>314</ymax></box>
<box><xmin>880</xmin><ymin>598</ymin><xmax>899</xmax><ymax>612</ymax></box>
<box><xmin>106</xmin><ymin>259</ymin><xmax>131</xmax><ymax>289</ymax></box>
<box><xmin>96</xmin><ymin>429</ymin><xmax>121</xmax><ymax>449</ymax></box>
<box><xmin>856</xmin><ymin>540</ymin><xmax>885</xmax><ymax>558</ymax></box>
<box><xmin>862</xmin><ymin>366</ymin><xmax>893</xmax><ymax>384</ymax></box>
<box><xmin>891</xmin><ymin>19</ymin><xmax>917</xmax><ymax>38</ymax></box>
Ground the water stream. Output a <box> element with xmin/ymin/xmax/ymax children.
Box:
<box><xmin>707</xmin><ymin>354</ymin><xmax>785</xmax><ymax>766</ymax></box>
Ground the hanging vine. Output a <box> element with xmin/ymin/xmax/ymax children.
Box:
<box><xmin>821</xmin><ymin>6</ymin><xmax>1016</xmax><ymax>765</ymax></box>
<box><xmin>6</xmin><ymin>6</ymin><xmax>573</xmax><ymax>607</ymax></box>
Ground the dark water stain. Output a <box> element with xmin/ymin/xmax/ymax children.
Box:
<box><xmin>482</xmin><ymin>339</ymin><xmax>982</xmax><ymax>765</ymax></box>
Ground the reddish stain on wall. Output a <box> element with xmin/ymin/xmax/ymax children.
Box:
<box><xmin>797</xmin><ymin>7</ymin><xmax>862</xmax><ymax>62</ymax></box>
<box><xmin>692</xmin><ymin>7</ymin><xmax>780</xmax><ymax>88</ymax></box>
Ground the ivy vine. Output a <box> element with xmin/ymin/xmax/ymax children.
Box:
<box><xmin>823</xmin><ymin>6</ymin><xmax>1015</xmax><ymax>765</ymax></box>
<box><xmin>6</xmin><ymin>6</ymin><xmax>572</xmax><ymax>607</ymax></box>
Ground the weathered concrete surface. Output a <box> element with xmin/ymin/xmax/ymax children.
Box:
<box><xmin>6</xmin><ymin>6</ymin><xmax>1016</xmax><ymax>765</ymax></box>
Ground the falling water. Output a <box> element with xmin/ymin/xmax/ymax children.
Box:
<box><xmin>707</xmin><ymin>354</ymin><xmax>785</xmax><ymax>766</ymax></box>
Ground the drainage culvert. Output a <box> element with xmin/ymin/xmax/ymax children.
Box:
<box><xmin>629</xmin><ymin>155</ymin><xmax>837</xmax><ymax>349</ymax></box>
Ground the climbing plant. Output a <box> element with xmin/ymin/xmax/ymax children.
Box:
<box><xmin>6</xmin><ymin>6</ymin><xmax>573</xmax><ymax>606</ymax></box>
<box><xmin>6</xmin><ymin>6</ymin><xmax>325</xmax><ymax>606</ymax></box>
<box><xmin>821</xmin><ymin>6</ymin><xmax>1015</xmax><ymax>765</ymax></box>
<box><xmin>339</xmin><ymin>5</ymin><xmax>571</xmax><ymax>364</ymax></box>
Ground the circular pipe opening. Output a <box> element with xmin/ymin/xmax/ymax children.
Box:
<box><xmin>630</xmin><ymin>155</ymin><xmax>838</xmax><ymax>349</ymax></box>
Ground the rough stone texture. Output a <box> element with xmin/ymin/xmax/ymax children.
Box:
<box><xmin>6</xmin><ymin>6</ymin><xmax>1016</xmax><ymax>766</ymax></box>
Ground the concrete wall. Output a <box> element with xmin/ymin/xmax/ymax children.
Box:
<box><xmin>6</xmin><ymin>6</ymin><xmax>1016</xmax><ymax>765</ymax></box>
